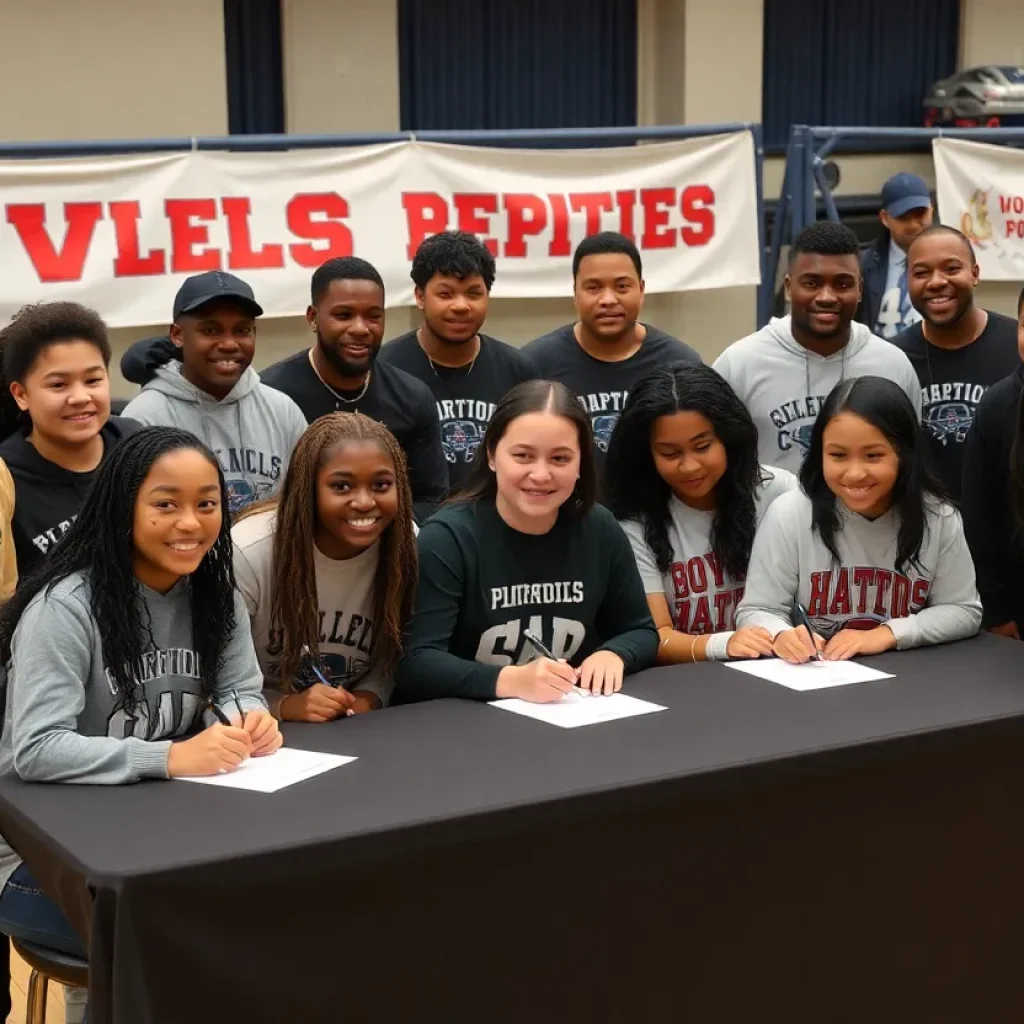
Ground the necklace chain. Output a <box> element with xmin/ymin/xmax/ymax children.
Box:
<box><xmin>307</xmin><ymin>349</ymin><xmax>371</xmax><ymax>404</ymax></box>
<box><xmin>421</xmin><ymin>330</ymin><xmax>479</xmax><ymax>392</ymax></box>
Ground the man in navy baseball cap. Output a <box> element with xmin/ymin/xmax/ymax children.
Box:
<box><xmin>859</xmin><ymin>172</ymin><xmax>934</xmax><ymax>339</ymax></box>
<box><xmin>172</xmin><ymin>270</ymin><xmax>263</xmax><ymax>320</ymax></box>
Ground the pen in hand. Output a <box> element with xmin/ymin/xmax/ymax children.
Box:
<box><xmin>522</xmin><ymin>630</ymin><xmax>587</xmax><ymax>696</ymax></box>
<box><xmin>301</xmin><ymin>643</ymin><xmax>354</xmax><ymax>716</ymax></box>
<box><xmin>793</xmin><ymin>603</ymin><xmax>823</xmax><ymax>661</ymax></box>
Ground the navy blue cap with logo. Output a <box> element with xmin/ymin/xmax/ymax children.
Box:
<box><xmin>172</xmin><ymin>271</ymin><xmax>264</xmax><ymax>320</ymax></box>
<box><xmin>880</xmin><ymin>173</ymin><xmax>932</xmax><ymax>218</ymax></box>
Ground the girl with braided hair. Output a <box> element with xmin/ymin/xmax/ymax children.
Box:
<box><xmin>605</xmin><ymin>362</ymin><xmax>796</xmax><ymax>664</ymax></box>
<box><xmin>0</xmin><ymin>426</ymin><xmax>280</xmax><ymax>960</ymax></box>
<box><xmin>232</xmin><ymin>412</ymin><xmax>417</xmax><ymax>721</ymax></box>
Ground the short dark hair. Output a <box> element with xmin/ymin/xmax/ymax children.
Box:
<box><xmin>310</xmin><ymin>257</ymin><xmax>385</xmax><ymax>305</ymax></box>
<box><xmin>906</xmin><ymin>224</ymin><xmax>977</xmax><ymax>266</ymax></box>
<box><xmin>450</xmin><ymin>379</ymin><xmax>598</xmax><ymax>517</ymax></box>
<box><xmin>789</xmin><ymin>221</ymin><xmax>860</xmax><ymax>264</ymax></box>
<box><xmin>1018</xmin><ymin>283</ymin><xmax>1024</xmax><ymax>316</ymax></box>
<box><xmin>572</xmin><ymin>232</ymin><xmax>642</xmax><ymax>281</ymax></box>
<box><xmin>411</xmin><ymin>231</ymin><xmax>496</xmax><ymax>291</ymax></box>
<box><xmin>0</xmin><ymin>302</ymin><xmax>111</xmax><ymax>439</ymax></box>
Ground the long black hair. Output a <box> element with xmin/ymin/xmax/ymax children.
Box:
<box><xmin>799</xmin><ymin>376</ymin><xmax>948</xmax><ymax>573</ymax></box>
<box><xmin>0</xmin><ymin>427</ymin><xmax>237</xmax><ymax>712</ymax></box>
<box><xmin>450</xmin><ymin>379</ymin><xmax>597</xmax><ymax>517</ymax></box>
<box><xmin>605</xmin><ymin>362</ymin><xmax>764</xmax><ymax>579</ymax></box>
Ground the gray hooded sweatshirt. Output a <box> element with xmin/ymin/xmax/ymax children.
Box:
<box><xmin>123</xmin><ymin>363</ymin><xmax>307</xmax><ymax>515</ymax></box>
<box><xmin>712</xmin><ymin>316</ymin><xmax>922</xmax><ymax>474</ymax></box>
<box><xmin>0</xmin><ymin>573</ymin><xmax>267</xmax><ymax>892</ymax></box>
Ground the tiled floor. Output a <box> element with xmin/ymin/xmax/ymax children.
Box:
<box><xmin>6</xmin><ymin>949</ymin><xmax>66</xmax><ymax>1023</ymax></box>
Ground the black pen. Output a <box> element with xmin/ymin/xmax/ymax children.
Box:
<box><xmin>793</xmin><ymin>603</ymin><xmax>823</xmax><ymax>661</ymax></box>
<box><xmin>301</xmin><ymin>643</ymin><xmax>335</xmax><ymax>688</ymax></box>
<box><xmin>207</xmin><ymin>699</ymin><xmax>233</xmax><ymax>727</ymax></box>
<box><xmin>231</xmin><ymin>689</ymin><xmax>246</xmax><ymax>728</ymax></box>
<box><xmin>522</xmin><ymin>630</ymin><xmax>587</xmax><ymax>696</ymax></box>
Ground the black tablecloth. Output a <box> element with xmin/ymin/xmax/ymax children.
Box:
<box><xmin>2</xmin><ymin>635</ymin><xmax>1024</xmax><ymax>1023</ymax></box>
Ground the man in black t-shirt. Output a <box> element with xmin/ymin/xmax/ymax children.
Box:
<box><xmin>524</xmin><ymin>232</ymin><xmax>700</xmax><ymax>469</ymax></box>
<box><xmin>893</xmin><ymin>225</ymin><xmax>1020</xmax><ymax>499</ymax></box>
<box><xmin>378</xmin><ymin>232</ymin><xmax>536</xmax><ymax>491</ymax></box>
<box><xmin>259</xmin><ymin>257</ymin><xmax>448</xmax><ymax>523</ymax></box>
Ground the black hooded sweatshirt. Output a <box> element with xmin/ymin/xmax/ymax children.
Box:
<box><xmin>0</xmin><ymin>416</ymin><xmax>140</xmax><ymax>577</ymax></box>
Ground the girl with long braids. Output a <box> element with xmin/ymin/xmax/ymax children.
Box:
<box><xmin>605</xmin><ymin>363</ymin><xmax>796</xmax><ymax>663</ymax></box>
<box><xmin>0</xmin><ymin>427</ymin><xmax>280</xmax><ymax>960</ymax></box>
<box><xmin>231</xmin><ymin>412</ymin><xmax>417</xmax><ymax>721</ymax></box>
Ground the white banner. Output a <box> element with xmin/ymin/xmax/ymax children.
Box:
<box><xmin>0</xmin><ymin>133</ymin><xmax>760</xmax><ymax>329</ymax></box>
<box><xmin>933</xmin><ymin>137</ymin><xmax>1024</xmax><ymax>281</ymax></box>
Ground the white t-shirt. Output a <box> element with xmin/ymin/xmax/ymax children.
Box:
<box><xmin>619</xmin><ymin>466</ymin><xmax>797</xmax><ymax>659</ymax></box>
<box><xmin>231</xmin><ymin>509</ymin><xmax>393</xmax><ymax>704</ymax></box>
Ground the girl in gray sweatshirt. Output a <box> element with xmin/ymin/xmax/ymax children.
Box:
<box><xmin>0</xmin><ymin>427</ymin><xmax>280</xmax><ymax>958</ymax></box>
<box><xmin>737</xmin><ymin>377</ymin><xmax>982</xmax><ymax>663</ymax></box>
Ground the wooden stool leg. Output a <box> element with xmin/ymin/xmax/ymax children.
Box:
<box><xmin>26</xmin><ymin>969</ymin><xmax>48</xmax><ymax>1024</ymax></box>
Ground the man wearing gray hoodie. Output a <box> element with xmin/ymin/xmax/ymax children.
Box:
<box><xmin>713</xmin><ymin>222</ymin><xmax>920</xmax><ymax>474</ymax></box>
<box><xmin>123</xmin><ymin>273</ymin><xmax>307</xmax><ymax>514</ymax></box>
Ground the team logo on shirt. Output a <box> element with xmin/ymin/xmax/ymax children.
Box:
<box><xmin>769</xmin><ymin>396</ymin><xmax>828</xmax><ymax>457</ymax></box>
<box><xmin>807</xmin><ymin>567</ymin><xmax>931</xmax><ymax>638</ymax></box>
<box><xmin>920</xmin><ymin>383</ymin><xmax>987</xmax><ymax>447</ymax></box>
<box><xmin>227</xmin><ymin>478</ymin><xmax>277</xmax><ymax>514</ymax></box>
<box><xmin>441</xmin><ymin>420</ymin><xmax>484</xmax><ymax>464</ymax></box>
<box><xmin>32</xmin><ymin>515</ymin><xmax>77</xmax><ymax>554</ymax></box>
<box><xmin>669</xmin><ymin>552</ymin><xmax>745</xmax><ymax>634</ymax></box>
<box><xmin>293</xmin><ymin>650</ymin><xmax>370</xmax><ymax>692</ymax></box>
<box><xmin>574</xmin><ymin>392</ymin><xmax>628</xmax><ymax>452</ymax></box>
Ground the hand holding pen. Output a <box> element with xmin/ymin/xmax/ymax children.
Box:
<box><xmin>773</xmin><ymin>603</ymin><xmax>826</xmax><ymax>664</ymax></box>
<box><xmin>278</xmin><ymin>645</ymin><xmax>356</xmax><ymax>723</ymax></box>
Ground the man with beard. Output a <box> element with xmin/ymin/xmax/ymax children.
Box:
<box><xmin>893</xmin><ymin>225</ymin><xmax>1020</xmax><ymax>499</ymax></box>
<box><xmin>524</xmin><ymin>232</ymin><xmax>700</xmax><ymax>472</ymax></box>
<box><xmin>713</xmin><ymin>221</ymin><xmax>920</xmax><ymax>474</ymax></box>
<box><xmin>378</xmin><ymin>231</ymin><xmax>536</xmax><ymax>491</ymax></box>
<box><xmin>260</xmin><ymin>257</ymin><xmax>447</xmax><ymax>522</ymax></box>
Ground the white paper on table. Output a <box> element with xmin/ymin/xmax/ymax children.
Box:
<box><xmin>174</xmin><ymin>746</ymin><xmax>357</xmax><ymax>793</ymax></box>
<box><xmin>725</xmin><ymin>658</ymin><xmax>894</xmax><ymax>691</ymax></box>
<box><xmin>489</xmin><ymin>690</ymin><xmax>667</xmax><ymax>728</ymax></box>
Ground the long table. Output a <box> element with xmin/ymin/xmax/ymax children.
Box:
<box><xmin>1</xmin><ymin>635</ymin><xmax>1024</xmax><ymax>1023</ymax></box>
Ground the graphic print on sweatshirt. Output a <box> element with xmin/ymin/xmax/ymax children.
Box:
<box><xmin>476</xmin><ymin>581</ymin><xmax>587</xmax><ymax>664</ymax></box>
<box><xmin>577</xmin><ymin>392</ymin><xmax>628</xmax><ymax>452</ymax></box>
<box><xmin>806</xmin><ymin>567</ymin><xmax>932</xmax><ymax>638</ymax></box>
<box><xmin>265</xmin><ymin>607</ymin><xmax>375</xmax><ymax>691</ymax></box>
<box><xmin>104</xmin><ymin>647</ymin><xmax>206</xmax><ymax>740</ymax></box>
<box><xmin>33</xmin><ymin>515</ymin><xmax>77</xmax><ymax>555</ymax></box>
<box><xmin>669</xmin><ymin>552</ymin><xmax>746</xmax><ymax>634</ymax></box>
<box><xmin>919</xmin><ymin>381</ymin><xmax>988</xmax><ymax>448</ymax></box>
<box><xmin>768</xmin><ymin>394</ymin><xmax>829</xmax><ymax>460</ymax></box>
<box><xmin>435</xmin><ymin>398</ymin><xmax>494</xmax><ymax>468</ymax></box>
<box><xmin>217</xmin><ymin>447</ymin><xmax>283</xmax><ymax>514</ymax></box>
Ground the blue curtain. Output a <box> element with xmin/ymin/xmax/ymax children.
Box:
<box><xmin>224</xmin><ymin>0</ymin><xmax>285</xmax><ymax>135</ymax></box>
<box><xmin>399</xmin><ymin>0</ymin><xmax>637</xmax><ymax>132</ymax></box>
<box><xmin>763</xmin><ymin>0</ymin><xmax>961</xmax><ymax>148</ymax></box>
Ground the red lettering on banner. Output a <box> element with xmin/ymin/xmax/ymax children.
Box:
<box><xmin>640</xmin><ymin>187</ymin><xmax>676</xmax><ymax>249</ymax></box>
<box><xmin>222</xmin><ymin>198</ymin><xmax>285</xmax><ymax>270</ymax></box>
<box><xmin>109</xmin><ymin>201</ymin><xmax>165</xmax><ymax>277</ymax></box>
<box><xmin>287</xmin><ymin>193</ymin><xmax>352</xmax><ymax>267</ymax></box>
<box><xmin>453</xmin><ymin>194</ymin><xmax>498</xmax><ymax>255</ymax></box>
<box><xmin>681</xmin><ymin>185</ymin><xmax>715</xmax><ymax>246</ymax></box>
<box><xmin>569</xmin><ymin>192</ymin><xmax>613</xmax><ymax>237</ymax></box>
<box><xmin>616</xmin><ymin>189</ymin><xmax>636</xmax><ymax>241</ymax></box>
<box><xmin>504</xmin><ymin>194</ymin><xmax>547</xmax><ymax>257</ymax></box>
<box><xmin>165</xmin><ymin>199</ymin><xmax>221</xmax><ymax>273</ymax></box>
<box><xmin>6</xmin><ymin>202</ymin><xmax>103</xmax><ymax>283</ymax></box>
<box><xmin>548</xmin><ymin>194</ymin><xmax>571</xmax><ymax>257</ymax></box>
<box><xmin>403</xmin><ymin>193</ymin><xmax>449</xmax><ymax>259</ymax></box>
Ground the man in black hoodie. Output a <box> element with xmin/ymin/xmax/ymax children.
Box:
<box><xmin>0</xmin><ymin>302</ymin><xmax>139</xmax><ymax>578</ymax></box>
<box><xmin>858</xmin><ymin>172</ymin><xmax>934</xmax><ymax>339</ymax></box>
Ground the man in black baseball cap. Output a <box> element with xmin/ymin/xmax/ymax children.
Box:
<box><xmin>121</xmin><ymin>271</ymin><xmax>264</xmax><ymax>385</ymax></box>
<box><xmin>859</xmin><ymin>171</ymin><xmax>934</xmax><ymax>338</ymax></box>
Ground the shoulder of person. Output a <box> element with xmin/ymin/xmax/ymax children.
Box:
<box><xmin>522</xmin><ymin>324</ymin><xmax>574</xmax><ymax>358</ymax></box>
<box><xmin>643</xmin><ymin>325</ymin><xmax>702</xmax><ymax>363</ymax></box>
<box><xmin>25</xmin><ymin>572</ymin><xmax>92</xmax><ymax>619</ymax></box>
<box><xmin>230</xmin><ymin>507</ymin><xmax>277</xmax><ymax>552</ymax></box>
<box><xmin>0</xmin><ymin>457</ymin><xmax>14</xmax><ymax>510</ymax></box>
<box><xmin>984</xmin><ymin>310</ymin><xmax>1021</xmax><ymax>335</ymax></box>
<box><xmin>108</xmin><ymin>415</ymin><xmax>144</xmax><ymax>439</ymax></box>
<box><xmin>482</xmin><ymin>334</ymin><xmax>535</xmax><ymax>372</ymax></box>
<box><xmin>259</xmin><ymin>350</ymin><xmax>308</xmax><ymax>384</ymax></box>
<box><xmin>416</xmin><ymin>501</ymin><xmax>478</xmax><ymax>553</ymax></box>
<box><xmin>761</xmin><ymin>485</ymin><xmax>810</xmax><ymax>526</ymax></box>
<box><xmin>376</xmin><ymin>360</ymin><xmax>436</xmax><ymax>405</ymax></box>
<box><xmin>120</xmin><ymin>387</ymin><xmax>171</xmax><ymax>418</ymax></box>
<box><xmin>376</xmin><ymin>330</ymin><xmax>419</xmax><ymax>366</ymax></box>
<box><xmin>978</xmin><ymin>368</ymin><xmax>1022</xmax><ymax>416</ymax></box>
<box><xmin>253</xmin><ymin>381</ymin><xmax>305</xmax><ymax>417</ymax></box>
<box><xmin>580</xmin><ymin>502</ymin><xmax>623</xmax><ymax>537</ymax></box>
<box><xmin>759</xmin><ymin>465</ymin><xmax>799</xmax><ymax>500</ymax></box>
<box><xmin>889</xmin><ymin>322</ymin><xmax>924</xmax><ymax>353</ymax></box>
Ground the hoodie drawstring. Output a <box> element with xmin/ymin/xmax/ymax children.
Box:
<box><xmin>804</xmin><ymin>344</ymin><xmax>848</xmax><ymax>410</ymax></box>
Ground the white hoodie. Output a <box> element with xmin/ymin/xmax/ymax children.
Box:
<box><xmin>712</xmin><ymin>316</ymin><xmax>921</xmax><ymax>474</ymax></box>
<box><xmin>122</xmin><ymin>362</ymin><xmax>307</xmax><ymax>514</ymax></box>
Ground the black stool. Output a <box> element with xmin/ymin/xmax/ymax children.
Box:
<box><xmin>10</xmin><ymin>937</ymin><xmax>88</xmax><ymax>1024</ymax></box>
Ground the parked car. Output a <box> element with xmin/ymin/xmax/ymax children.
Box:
<box><xmin>925</xmin><ymin>65</ymin><xmax>1024</xmax><ymax>127</ymax></box>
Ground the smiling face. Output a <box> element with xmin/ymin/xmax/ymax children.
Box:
<box><xmin>132</xmin><ymin>448</ymin><xmax>223</xmax><ymax>593</ymax></box>
<box><xmin>314</xmin><ymin>439</ymin><xmax>399</xmax><ymax>559</ymax></box>
<box><xmin>10</xmin><ymin>339</ymin><xmax>111</xmax><ymax>448</ymax></box>
<box><xmin>490</xmin><ymin>411</ymin><xmax>581</xmax><ymax>532</ymax></box>
<box><xmin>573</xmin><ymin>253</ymin><xmax>645</xmax><ymax>343</ymax></box>
<box><xmin>786</xmin><ymin>252</ymin><xmax>862</xmax><ymax>341</ymax></box>
<box><xmin>171</xmin><ymin>300</ymin><xmax>256</xmax><ymax>399</ymax></box>
<box><xmin>822</xmin><ymin>412</ymin><xmax>900</xmax><ymax>518</ymax></box>
<box><xmin>650</xmin><ymin>410</ymin><xmax>728</xmax><ymax>511</ymax></box>
<box><xmin>309</xmin><ymin>278</ymin><xmax>385</xmax><ymax>379</ymax></box>
<box><xmin>907</xmin><ymin>231</ymin><xmax>978</xmax><ymax>327</ymax></box>
<box><xmin>416</xmin><ymin>272</ymin><xmax>488</xmax><ymax>346</ymax></box>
